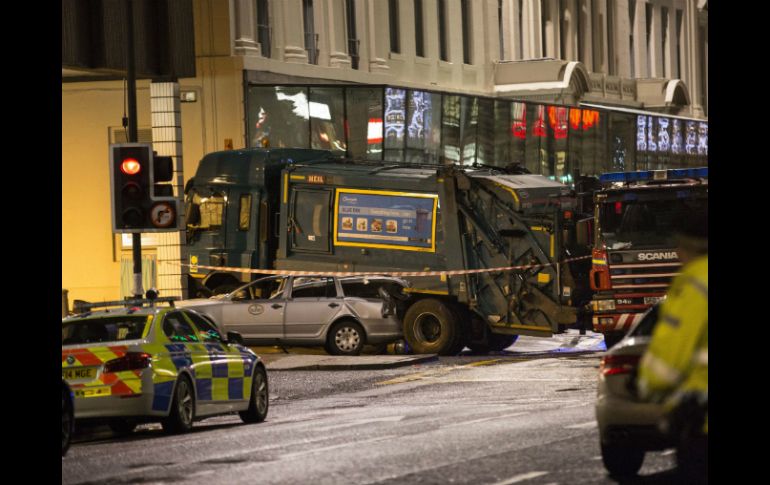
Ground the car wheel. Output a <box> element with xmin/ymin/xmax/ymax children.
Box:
<box><xmin>600</xmin><ymin>443</ymin><xmax>645</xmax><ymax>477</ymax></box>
<box><xmin>62</xmin><ymin>385</ymin><xmax>74</xmax><ymax>456</ymax></box>
<box><xmin>162</xmin><ymin>376</ymin><xmax>195</xmax><ymax>434</ymax></box>
<box><xmin>326</xmin><ymin>320</ymin><xmax>366</xmax><ymax>356</ymax></box>
<box><xmin>403</xmin><ymin>299</ymin><xmax>459</xmax><ymax>355</ymax></box>
<box><xmin>109</xmin><ymin>420</ymin><xmax>137</xmax><ymax>436</ymax></box>
<box><xmin>239</xmin><ymin>365</ymin><xmax>269</xmax><ymax>424</ymax></box>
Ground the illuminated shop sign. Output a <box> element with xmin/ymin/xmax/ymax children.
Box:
<box><xmin>333</xmin><ymin>188</ymin><xmax>438</xmax><ymax>252</ymax></box>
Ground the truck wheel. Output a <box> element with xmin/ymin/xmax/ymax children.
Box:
<box><xmin>326</xmin><ymin>320</ymin><xmax>366</xmax><ymax>356</ymax></box>
<box><xmin>161</xmin><ymin>376</ymin><xmax>195</xmax><ymax>434</ymax></box>
<box><xmin>239</xmin><ymin>365</ymin><xmax>269</xmax><ymax>423</ymax></box>
<box><xmin>600</xmin><ymin>443</ymin><xmax>645</xmax><ymax>477</ymax></box>
<box><xmin>403</xmin><ymin>299</ymin><xmax>459</xmax><ymax>355</ymax></box>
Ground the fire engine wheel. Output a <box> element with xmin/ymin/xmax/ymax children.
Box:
<box><xmin>403</xmin><ymin>299</ymin><xmax>459</xmax><ymax>356</ymax></box>
<box><xmin>240</xmin><ymin>365</ymin><xmax>269</xmax><ymax>424</ymax></box>
<box><xmin>326</xmin><ymin>320</ymin><xmax>366</xmax><ymax>356</ymax></box>
<box><xmin>600</xmin><ymin>443</ymin><xmax>645</xmax><ymax>477</ymax></box>
<box><xmin>162</xmin><ymin>375</ymin><xmax>195</xmax><ymax>434</ymax></box>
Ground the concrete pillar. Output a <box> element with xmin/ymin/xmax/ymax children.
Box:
<box><xmin>367</xmin><ymin>0</ymin><xmax>390</xmax><ymax>72</ymax></box>
<box><xmin>522</xmin><ymin>0</ymin><xmax>542</xmax><ymax>58</ymax></box>
<box><xmin>562</xmin><ymin>0</ymin><xmax>577</xmax><ymax>61</ymax></box>
<box><xmin>275</xmin><ymin>0</ymin><xmax>308</xmax><ymax>63</ymax></box>
<box><xmin>544</xmin><ymin>0</ymin><xmax>560</xmax><ymax>58</ymax></box>
<box><xmin>579</xmin><ymin>0</ymin><xmax>593</xmax><ymax>69</ymax></box>
<box><xmin>649</xmin><ymin>4</ymin><xmax>664</xmax><ymax>77</ymax></box>
<box><xmin>591</xmin><ymin>0</ymin><xmax>607</xmax><ymax>73</ymax></box>
<box><xmin>232</xmin><ymin>0</ymin><xmax>260</xmax><ymax>56</ymax></box>
<box><xmin>325</xmin><ymin>0</ymin><xmax>352</xmax><ymax>67</ymax></box>
<box><xmin>150</xmin><ymin>82</ymin><xmax>187</xmax><ymax>299</ymax></box>
<box><xmin>632</xmin><ymin>0</ymin><xmax>646</xmax><ymax>78</ymax></box>
<box><xmin>615</xmin><ymin>0</ymin><xmax>632</xmax><ymax>78</ymax></box>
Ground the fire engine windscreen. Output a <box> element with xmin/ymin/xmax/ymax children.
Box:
<box><xmin>600</xmin><ymin>195</ymin><xmax>707</xmax><ymax>249</ymax></box>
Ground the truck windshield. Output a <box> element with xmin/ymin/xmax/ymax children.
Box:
<box><xmin>186</xmin><ymin>188</ymin><xmax>226</xmax><ymax>231</ymax></box>
<box><xmin>599</xmin><ymin>195</ymin><xmax>707</xmax><ymax>249</ymax></box>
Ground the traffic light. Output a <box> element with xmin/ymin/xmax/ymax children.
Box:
<box><xmin>110</xmin><ymin>143</ymin><xmax>180</xmax><ymax>232</ymax></box>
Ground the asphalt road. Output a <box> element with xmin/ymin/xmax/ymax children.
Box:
<box><xmin>62</xmin><ymin>333</ymin><xmax>681</xmax><ymax>484</ymax></box>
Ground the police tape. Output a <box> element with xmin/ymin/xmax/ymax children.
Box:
<box><xmin>165</xmin><ymin>255</ymin><xmax>591</xmax><ymax>278</ymax></box>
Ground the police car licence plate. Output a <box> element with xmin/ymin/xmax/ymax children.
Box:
<box><xmin>644</xmin><ymin>296</ymin><xmax>664</xmax><ymax>305</ymax></box>
<box><xmin>62</xmin><ymin>367</ymin><xmax>97</xmax><ymax>380</ymax></box>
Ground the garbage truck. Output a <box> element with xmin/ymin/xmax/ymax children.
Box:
<box><xmin>184</xmin><ymin>148</ymin><xmax>593</xmax><ymax>354</ymax></box>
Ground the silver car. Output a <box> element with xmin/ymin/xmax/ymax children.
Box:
<box><xmin>177</xmin><ymin>275</ymin><xmax>407</xmax><ymax>356</ymax></box>
<box><xmin>595</xmin><ymin>303</ymin><xmax>672</xmax><ymax>477</ymax></box>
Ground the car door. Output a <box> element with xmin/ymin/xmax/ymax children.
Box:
<box><xmin>283</xmin><ymin>276</ymin><xmax>343</xmax><ymax>342</ymax></box>
<box><xmin>220</xmin><ymin>276</ymin><xmax>288</xmax><ymax>341</ymax></box>
<box><xmin>183</xmin><ymin>310</ymin><xmax>252</xmax><ymax>414</ymax></box>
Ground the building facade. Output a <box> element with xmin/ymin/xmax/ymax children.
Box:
<box><xmin>62</xmin><ymin>0</ymin><xmax>708</xmax><ymax>303</ymax></box>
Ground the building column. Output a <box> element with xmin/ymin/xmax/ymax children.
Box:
<box><xmin>579</xmin><ymin>0</ymin><xmax>593</xmax><ymax>69</ymax></box>
<box><xmin>632</xmin><ymin>0</ymin><xmax>646</xmax><ymax>77</ymax></box>
<box><xmin>150</xmin><ymin>81</ymin><xmax>187</xmax><ymax>299</ymax></box>
<box><xmin>274</xmin><ymin>0</ymin><xmax>308</xmax><ymax>63</ymax></box>
<box><xmin>232</xmin><ymin>0</ymin><xmax>260</xmax><ymax>56</ymax></box>
<box><xmin>650</xmin><ymin>4</ymin><xmax>663</xmax><ymax>77</ymax></box>
<box><xmin>562</xmin><ymin>0</ymin><xmax>577</xmax><ymax>61</ymax></box>
<box><xmin>544</xmin><ymin>0</ymin><xmax>560</xmax><ymax>59</ymax></box>
<box><xmin>326</xmin><ymin>0</ymin><xmax>352</xmax><ymax>67</ymax></box>
<box><xmin>685</xmin><ymin>0</ymin><xmax>704</xmax><ymax>117</ymax></box>
<box><xmin>367</xmin><ymin>0</ymin><xmax>390</xmax><ymax>72</ymax></box>
<box><xmin>522</xmin><ymin>0</ymin><xmax>542</xmax><ymax>58</ymax></box>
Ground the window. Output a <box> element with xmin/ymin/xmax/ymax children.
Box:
<box><xmin>187</xmin><ymin>188</ymin><xmax>226</xmax><ymax>230</ymax></box>
<box><xmin>303</xmin><ymin>0</ymin><xmax>318</xmax><ymax>64</ymax></box>
<box><xmin>246</xmin><ymin>276</ymin><xmax>288</xmax><ymax>300</ymax></box>
<box><xmin>309</xmin><ymin>87</ymin><xmax>346</xmax><ymax>153</ymax></box>
<box><xmin>248</xmin><ymin>86</ymin><xmax>310</xmax><ymax>149</ymax></box>
<box><xmin>291</xmin><ymin>277</ymin><xmax>337</xmax><ymax>298</ymax></box>
<box><xmin>185</xmin><ymin>311</ymin><xmax>224</xmax><ymax>343</ymax></box>
<box><xmin>415</xmin><ymin>0</ymin><xmax>425</xmax><ymax>57</ymax></box>
<box><xmin>389</xmin><ymin>0</ymin><xmax>400</xmax><ymax>53</ymax></box>
<box><xmin>163</xmin><ymin>312</ymin><xmax>200</xmax><ymax>342</ymax></box>
<box><xmin>438</xmin><ymin>0</ymin><xmax>448</xmax><ymax>61</ymax></box>
<box><xmin>257</xmin><ymin>0</ymin><xmax>271</xmax><ymax>58</ymax></box>
<box><xmin>238</xmin><ymin>194</ymin><xmax>251</xmax><ymax>231</ymax></box>
<box><xmin>346</xmin><ymin>0</ymin><xmax>359</xmax><ymax>69</ymax></box>
<box><xmin>62</xmin><ymin>316</ymin><xmax>148</xmax><ymax>345</ymax></box>
<box><xmin>384</xmin><ymin>87</ymin><xmax>407</xmax><ymax>162</ymax></box>
<box><xmin>498</xmin><ymin>0</ymin><xmax>504</xmax><ymax>59</ymax></box>
<box><xmin>629</xmin><ymin>0</ymin><xmax>636</xmax><ymax>78</ymax></box>
<box><xmin>290</xmin><ymin>189</ymin><xmax>331</xmax><ymax>252</ymax></box>
<box><xmin>645</xmin><ymin>3</ymin><xmax>653</xmax><ymax>76</ymax></box>
<box><xmin>461</xmin><ymin>0</ymin><xmax>471</xmax><ymax>64</ymax></box>
<box><xmin>675</xmin><ymin>9</ymin><xmax>683</xmax><ymax>78</ymax></box>
<box><xmin>607</xmin><ymin>0</ymin><xmax>615</xmax><ymax>75</ymax></box>
<box><xmin>346</xmin><ymin>87</ymin><xmax>384</xmax><ymax>159</ymax></box>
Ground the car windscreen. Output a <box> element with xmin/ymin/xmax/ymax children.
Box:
<box><xmin>62</xmin><ymin>316</ymin><xmax>149</xmax><ymax>345</ymax></box>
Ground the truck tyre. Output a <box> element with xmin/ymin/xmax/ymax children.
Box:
<box><xmin>326</xmin><ymin>320</ymin><xmax>366</xmax><ymax>356</ymax></box>
<box><xmin>239</xmin><ymin>365</ymin><xmax>269</xmax><ymax>424</ymax></box>
<box><xmin>600</xmin><ymin>443</ymin><xmax>645</xmax><ymax>477</ymax></box>
<box><xmin>403</xmin><ymin>299</ymin><xmax>459</xmax><ymax>355</ymax></box>
<box><xmin>162</xmin><ymin>375</ymin><xmax>195</xmax><ymax>434</ymax></box>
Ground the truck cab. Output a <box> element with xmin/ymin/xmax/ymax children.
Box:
<box><xmin>589</xmin><ymin>168</ymin><xmax>708</xmax><ymax>347</ymax></box>
<box><xmin>184</xmin><ymin>148</ymin><xmax>334</xmax><ymax>296</ymax></box>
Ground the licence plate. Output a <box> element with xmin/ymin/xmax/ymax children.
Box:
<box><xmin>62</xmin><ymin>367</ymin><xmax>97</xmax><ymax>380</ymax></box>
<box><xmin>644</xmin><ymin>296</ymin><xmax>664</xmax><ymax>305</ymax></box>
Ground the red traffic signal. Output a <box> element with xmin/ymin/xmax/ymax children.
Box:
<box><xmin>120</xmin><ymin>158</ymin><xmax>142</xmax><ymax>175</ymax></box>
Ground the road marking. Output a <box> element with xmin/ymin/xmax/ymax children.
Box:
<box><xmin>565</xmin><ymin>420</ymin><xmax>597</xmax><ymax>429</ymax></box>
<box><xmin>465</xmin><ymin>359</ymin><xmax>502</xmax><ymax>367</ymax></box>
<box><xmin>488</xmin><ymin>471</ymin><xmax>549</xmax><ymax>485</ymax></box>
<box><xmin>278</xmin><ymin>434</ymin><xmax>401</xmax><ymax>460</ymax></box>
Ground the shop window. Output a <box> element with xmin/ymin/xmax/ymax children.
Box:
<box><xmin>247</xmin><ymin>86</ymin><xmax>310</xmax><ymax>149</ymax></box>
<box><xmin>406</xmin><ymin>91</ymin><xmax>442</xmax><ymax>164</ymax></box>
<box><xmin>442</xmin><ymin>95</ymin><xmax>462</xmax><ymax>164</ymax></box>
<box><xmin>346</xmin><ymin>87</ymin><xmax>384</xmax><ymax>160</ymax></box>
<box><xmin>309</xmin><ymin>87</ymin><xmax>346</xmax><ymax>154</ymax></box>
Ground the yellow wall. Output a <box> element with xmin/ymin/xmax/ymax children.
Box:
<box><xmin>62</xmin><ymin>56</ymin><xmax>245</xmax><ymax>305</ymax></box>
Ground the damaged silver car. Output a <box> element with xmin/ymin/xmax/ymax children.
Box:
<box><xmin>177</xmin><ymin>275</ymin><xmax>408</xmax><ymax>355</ymax></box>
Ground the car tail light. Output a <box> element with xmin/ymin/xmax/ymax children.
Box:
<box><xmin>104</xmin><ymin>352</ymin><xmax>152</xmax><ymax>373</ymax></box>
<box><xmin>600</xmin><ymin>354</ymin><xmax>640</xmax><ymax>376</ymax></box>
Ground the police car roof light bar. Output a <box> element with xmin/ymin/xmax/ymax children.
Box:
<box><xmin>599</xmin><ymin>167</ymin><xmax>708</xmax><ymax>184</ymax></box>
<box><xmin>76</xmin><ymin>296</ymin><xmax>180</xmax><ymax>313</ymax></box>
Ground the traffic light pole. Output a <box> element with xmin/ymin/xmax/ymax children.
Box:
<box><xmin>125</xmin><ymin>0</ymin><xmax>143</xmax><ymax>299</ymax></box>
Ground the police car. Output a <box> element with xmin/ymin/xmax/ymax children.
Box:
<box><xmin>61</xmin><ymin>294</ymin><xmax>268</xmax><ymax>434</ymax></box>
